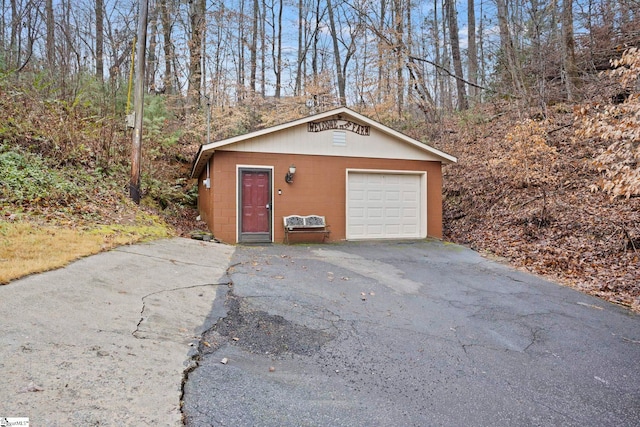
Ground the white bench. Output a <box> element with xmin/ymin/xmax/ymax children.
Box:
<box><xmin>283</xmin><ymin>215</ymin><xmax>330</xmax><ymax>244</ymax></box>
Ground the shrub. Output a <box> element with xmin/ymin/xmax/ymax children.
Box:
<box><xmin>0</xmin><ymin>146</ymin><xmax>81</xmax><ymax>205</ymax></box>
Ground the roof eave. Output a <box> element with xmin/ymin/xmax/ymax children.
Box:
<box><xmin>190</xmin><ymin>145</ymin><xmax>209</xmax><ymax>179</ymax></box>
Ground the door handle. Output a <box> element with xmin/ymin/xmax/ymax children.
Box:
<box><xmin>266</xmin><ymin>204</ymin><xmax>271</xmax><ymax>209</ymax></box>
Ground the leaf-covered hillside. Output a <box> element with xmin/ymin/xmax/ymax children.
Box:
<box><xmin>437</xmin><ymin>102</ymin><xmax>639</xmax><ymax>311</ymax></box>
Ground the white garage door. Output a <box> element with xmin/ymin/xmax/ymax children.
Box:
<box><xmin>347</xmin><ymin>172</ymin><xmax>425</xmax><ymax>240</ymax></box>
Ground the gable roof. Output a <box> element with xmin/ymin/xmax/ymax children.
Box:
<box><xmin>190</xmin><ymin>106</ymin><xmax>457</xmax><ymax>178</ymax></box>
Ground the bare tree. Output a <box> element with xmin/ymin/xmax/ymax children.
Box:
<box><xmin>237</xmin><ymin>0</ymin><xmax>246</xmax><ymax>99</ymax></box>
<box><xmin>9</xmin><ymin>0</ymin><xmax>19</xmax><ymax>69</ymax></box>
<box><xmin>294</xmin><ymin>0</ymin><xmax>303</xmax><ymax>96</ymax></box>
<box><xmin>266</xmin><ymin>0</ymin><xmax>283</xmax><ymax>98</ymax></box>
<box><xmin>326</xmin><ymin>0</ymin><xmax>346</xmax><ymax>104</ymax></box>
<box><xmin>187</xmin><ymin>0</ymin><xmax>205</xmax><ymax>111</ymax></box>
<box><xmin>159</xmin><ymin>0</ymin><xmax>173</xmax><ymax>94</ymax></box>
<box><xmin>377</xmin><ymin>0</ymin><xmax>387</xmax><ymax>104</ymax></box>
<box><xmin>445</xmin><ymin>0</ymin><xmax>467</xmax><ymax>110</ymax></box>
<box><xmin>250</xmin><ymin>0</ymin><xmax>259</xmax><ymax>94</ymax></box>
<box><xmin>260</xmin><ymin>0</ymin><xmax>266</xmax><ymax>96</ymax></box>
<box><xmin>146</xmin><ymin>1</ymin><xmax>158</xmax><ymax>92</ymax></box>
<box><xmin>562</xmin><ymin>0</ymin><xmax>579</xmax><ymax>100</ymax></box>
<box><xmin>467</xmin><ymin>0</ymin><xmax>478</xmax><ymax>103</ymax></box>
<box><xmin>311</xmin><ymin>0</ymin><xmax>321</xmax><ymax>84</ymax></box>
<box><xmin>46</xmin><ymin>0</ymin><xmax>55</xmax><ymax>71</ymax></box>
<box><xmin>496</xmin><ymin>0</ymin><xmax>525</xmax><ymax>96</ymax></box>
<box><xmin>393</xmin><ymin>0</ymin><xmax>404</xmax><ymax>115</ymax></box>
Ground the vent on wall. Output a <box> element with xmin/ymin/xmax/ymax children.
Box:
<box><xmin>333</xmin><ymin>130</ymin><xmax>346</xmax><ymax>146</ymax></box>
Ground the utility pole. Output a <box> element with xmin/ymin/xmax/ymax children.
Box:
<box><xmin>130</xmin><ymin>0</ymin><xmax>149</xmax><ymax>204</ymax></box>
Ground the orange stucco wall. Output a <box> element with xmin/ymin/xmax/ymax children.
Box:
<box><xmin>197</xmin><ymin>151</ymin><xmax>443</xmax><ymax>244</ymax></box>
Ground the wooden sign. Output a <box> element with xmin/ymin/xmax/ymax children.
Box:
<box><xmin>307</xmin><ymin>119</ymin><xmax>370</xmax><ymax>136</ymax></box>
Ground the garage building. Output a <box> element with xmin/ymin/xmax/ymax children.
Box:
<box><xmin>190</xmin><ymin>107</ymin><xmax>457</xmax><ymax>244</ymax></box>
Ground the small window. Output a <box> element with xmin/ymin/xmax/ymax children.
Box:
<box><xmin>333</xmin><ymin>130</ymin><xmax>346</xmax><ymax>146</ymax></box>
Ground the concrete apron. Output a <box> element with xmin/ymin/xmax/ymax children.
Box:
<box><xmin>0</xmin><ymin>238</ymin><xmax>234</xmax><ymax>426</ymax></box>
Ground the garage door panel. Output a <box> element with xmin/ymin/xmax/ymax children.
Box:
<box><xmin>402</xmin><ymin>191</ymin><xmax>418</xmax><ymax>202</ymax></box>
<box><xmin>403</xmin><ymin>207</ymin><xmax>418</xmax><ymax>217</ymax></box>
<box><xmin>350</xmin><ymin>189</ymin><xmax>365</xmax><ymax>200</ymax></box>
<box><xmin>385</xmin><ymin>191</ymin><xmax>400</xmax><ymax>201</ymax></box>
<box><xmin>368</xmin><ymin>207</ymin><xmax>384</xmax><ymax>218</ymax></box>
<box><xmin>350</xmin><ymin>173</ymin><xmax>366</xmax><ymax>183</ymax></box>
<box><xmin>385</xmin><ymin>207</ymin><xmax>400</xmax><ymax>218</ymax></box>
<box><xmin>368</xmin><ymin>190</ymin><xmax>383</xmax><ymax>201</ymax></box>
<box><xmin>385</xmin><ymin>175</ymin><xmax>402</xmax><ymax>185</ymax></box>
<box><xmin>349</xmin><ymin>207</ymin><xmax>365</xmax><ymax>217</ymax></box>
<box><xmin>367</xmin><ymin>175</ymin><xmax>384</xmax><ymax>184</ymax></box>
<box><xmin>350</xmin><ymin>225</ymin><xmax>365</xmax><ymax>235</ymax></box>
<box><xmin>385</xmin><ymin>225</ymin><xmax>401</xmax><ymax>235</ymax></box>
<box><xmin>347</xmin><ymin>172</ymin><xmax>424</xmax><ymax>240</ymax></box>
<box><xmin>367</xmin><ymin>225</ymin><xmax>384</xmax><ymax>238</ymax></box>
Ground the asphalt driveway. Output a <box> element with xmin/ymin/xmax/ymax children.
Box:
<box><xmin>183</xmin><ymin>240</ymin><xmax>640</xmax><ymax>426</ymax></box>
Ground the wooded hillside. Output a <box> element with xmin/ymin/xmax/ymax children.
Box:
<box><xmin>1</xmin><ymin>1</ymin><xmax>638</xmax><ymax>309</ymax></box>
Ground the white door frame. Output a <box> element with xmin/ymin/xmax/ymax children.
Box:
<box><xmin>236</xmin><ymin>164</ymin><xmax>275</xmax><ymax>243</ymax></box>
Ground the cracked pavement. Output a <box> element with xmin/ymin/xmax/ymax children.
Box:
<box><xmin>183</xmin><ymin>240</ymin><xmax>640</xmax><ymax>426</ymax></box>
<box><xmin>0</xmin><ymin>238</ymin><xmax>234</xmax><ymax>425</ymax></box>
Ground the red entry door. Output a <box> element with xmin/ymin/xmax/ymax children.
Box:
<box><xmin>240</xmin><ymin>169</ymin><xmax>271</xmax><ymax>242</ymax></box>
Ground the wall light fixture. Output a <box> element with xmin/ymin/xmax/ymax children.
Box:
<box><xmin>285</xmin><ymin>164</ymin><xmax>296</xmax><ymax>183</ymax></box>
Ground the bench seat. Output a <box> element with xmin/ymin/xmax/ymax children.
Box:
<box><xmin>283</xmin><ymin>215</ymin><xmax>330</xmax><ymax>244</ymax></box>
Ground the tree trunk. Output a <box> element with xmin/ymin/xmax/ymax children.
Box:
<box><xmin>478</xmin><ymin>0</ymin><xmax>485</xmax><ymax>90</ymax></box>
<box><xmin>260</xmin><ymin>0</ymin><xmax>266</xmax><ymax>97</ymax></box>
<box><xmin>467</xmin><ymin>0</ymin><xmax>478</xmax><ymax>103</ymax></box>
<box><xmin>446</xmin><ymin>0</ymin><xmax>467</xmax><ymax>110</ymax></box>
<box><xmin>496</xmin><ymin>0</ymin><xmax>524</xmax><ymax>96</ymax></box>
<box><xmin>393</xmin><ymin>0</ymin><xmax>404</xmax><ymax>115</ymax></box>
<box><xmin>406</xmin><ymin>0</ymin><xmax>413</xmax><ymax>103</ymax></box>
<box><xmin>159</xmin><ymin>0</ymin><xmax>173</xmax><ymax>94</ymax></box>
<box><xmin>294</xmin><ymin>0</ymin><xmax>303</xmax><ymax>96</ymax></box>
<box><xmin>238</xmin><ymin>0</ymin><xmax>245</xmax><ymax>100</ymax></box>
<box><xmin>276</xmin><ymin>0</ymin><xmax>282</xmax><ymax>98</ymax></box>
<box><xmin>271</xmin><ymin>0</ymin><xmax>283</xmax><ymax>98</ymax></box>
<box><xmin>432</xmin><ymin>0</ymin><xmax>441</xmax><ymax>107</ymax></box>
<box><xmin>146</xmin><ymin>2</ymin><xmax>157</xmax><ymax>92</ymax></box>
<box><xmin>562</xmin><ymin>0</ymin><xmax>579</xmax><ymax>101</ymax></box>
<box><xmin>326</xmin><ymin>0</ymin><xmax>345</xmax><ymax>105</ymax></box>
<box><xmin>250</xmin><ymin>0</ymin><xmax>259</xmax><ymax>94</ymax></box>
<box><xmin>212</xmin><ymin>5</ymin><xmax>223</xmax><ymax>104</ymax></box>
<box><xmin>188</xmin><ymin>0</ymin><xmax>206</xmax><ymax>111</ymax></box>
<box><xmin>377</xmin><ymin>0</ymin><xmax>386</xmax><ymax>104</ymax></box>
<box><xmin>9</xmin><ymin>0</ymin><xmax>18</xmax><ymax>69</ymax></box>
<box><xmin>441</xmin><ymin>0</ymin><xmax>452</xmax><ymax>110</ymax></box>
<box><xmin>46</xmin><ymin>0</ymin><xmax>55</xmax><ymax>71</ymax></box>
<box><xmin>0</xmin><ymin>0</ymin><xmax>4</xmax><ymax>54</ymax></box>
<box><xmin>95</xmin><ymin>0</ymin><xmax>104</xmax><ymax>82</ymax></box>
<box><xmin>312</xmin><ymin>0</ymin><xmax>320</xmax><ymax>83</ymax></box>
